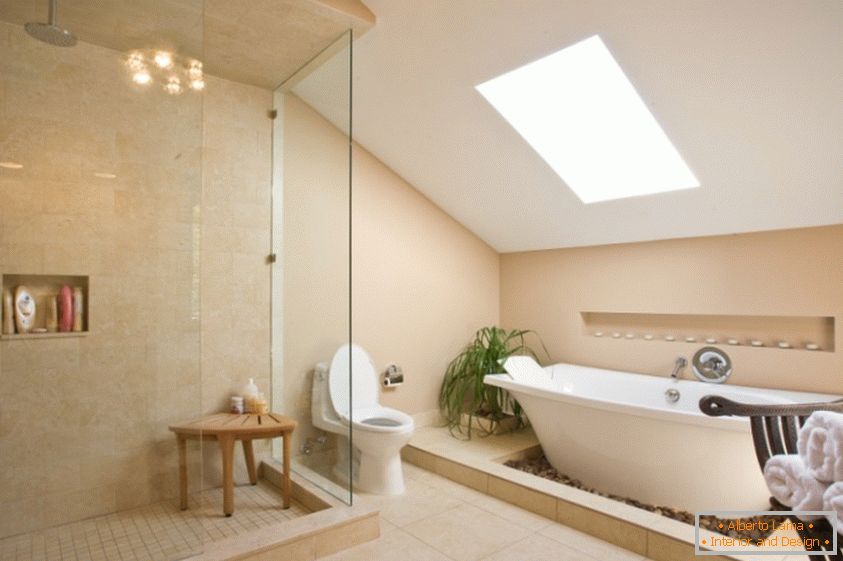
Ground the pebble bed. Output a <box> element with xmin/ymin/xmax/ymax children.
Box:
<box><xmin>505</xmin><ymin>455</ymin><xmax>787</xmax><ymax>541</ymax></box>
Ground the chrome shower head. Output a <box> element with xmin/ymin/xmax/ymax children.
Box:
<box><xmin>25</xmin><ymin>0</ymin><xmax>76</xmax><ymax>47</ymax></box>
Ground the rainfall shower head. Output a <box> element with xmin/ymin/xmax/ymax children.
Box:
<box><xmin>25</xmin><ymin>0</ymin><xmax>76</xmax><ymax>47</ymax></box>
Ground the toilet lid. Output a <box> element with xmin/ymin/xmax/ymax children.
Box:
<box><xmin>328</xmin><ymin>343</ymin><xmax>379</xmax><ymax>419</ymax></box>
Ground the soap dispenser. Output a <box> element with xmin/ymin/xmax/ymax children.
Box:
<box><xmin>242</xmin><ymin>378</ymin><xmax>259</xmax><ymax>413</ymax></box>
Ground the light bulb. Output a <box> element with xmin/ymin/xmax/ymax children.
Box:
<box><xmin>188</xmin><ymin>60</ymin><xmax>203</xmax><ymax>80</ymax></box>
<box><xmin>126</xmin><ymin>52</ymin><xmax>144</xmax><ymax>71</ymax></box>
<box><xmin>189</xmin><ymin>78</ymin><xmax>205</xmax><ymax>91</ymax></box>
<box><xmin>154</xmin><ymin>51</ymin><xmax>173</xmax><ymax>68</ymax></box>
<box><xmin>165</xmin><ymin>76</ymin><xmax>182</xmax><ymax>95</ymax></box>
<box><xmin>132</xmin><ymin>70</ymin><xmax>151</xmax><ymax>85</ymax></box>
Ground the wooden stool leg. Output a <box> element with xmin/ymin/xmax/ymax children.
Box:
<box><xmin>220</xmin><ymin>435</ymin><xmax>235</xmax><ymax>517</ymax></box>
<box><xmin>242</xmin><ymin>439</ymin><xmax>257</xmax><ymax>485</ymax></box>
<box><xmin>282</xmin><ymin>431</ymin><xmax>291</xmax><ymax>509</ymax></box>
<box><xmin>177</xmin><ymin>435</ymin><xmax>188</xmax><ymax>510</ymax></box>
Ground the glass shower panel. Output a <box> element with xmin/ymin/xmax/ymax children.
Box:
<box><xmin>0</xmin><ymin>2</ymin><xmax>205</xmax><ymax>557</ymax></box>
<box><xmin>271</xmin><ymin>31</ymin><xmax>353</xmax><ymax>504</ymax></box>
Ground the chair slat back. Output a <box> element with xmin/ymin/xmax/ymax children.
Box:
<box><xmin>701</xmin><ymin>395</ymin><xmax>843</xmax><ymax>560</ymax></box>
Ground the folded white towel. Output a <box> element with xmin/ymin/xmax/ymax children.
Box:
<box><xmin>822</xmin><ymin>482</ymin><xmax>843</xmax><ymax>529</ymax></box>
<box><xmin>764</xmin><ymin>454</ymin><xmax>827</xmax><ymax>520</ymax></box>
<box><xmin>797</xmin><ymin>411</ymin><xmax>843</xmax><ymax>483</ymax></box>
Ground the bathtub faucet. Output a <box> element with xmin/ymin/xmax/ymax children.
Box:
<box><xmin>670</xmin><ymin>357</ymin><xmax>688</xmax><ymax>380</ymax></box>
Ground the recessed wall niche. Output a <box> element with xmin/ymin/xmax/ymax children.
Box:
<box><xmin>581</xmin><ymin>312</ymin><xmax>835</xmax><ymax>352</ymax></box>
<box><xmin>1</xmin><ymin>274</ymin><xmax>89</xmax><ymax>340</ymax></box>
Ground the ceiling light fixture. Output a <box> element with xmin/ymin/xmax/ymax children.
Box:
<box><xmin>476</xmin><ymin>35</ymin><xmax>699</xmax><ymax>203</ymax></box>
<box><xmin>125</xmin><ymin>50</ymin><xmax>204</xmax><ymax>95</ymax></box>
<box><xmin>93</xmin><ymin>172</ymin><xmax>117</xmax><ymax>179</ymax></box>
<box><xmin>0</xmin><ymin>162</ymin><xmax>23</xmax><ymax>169</ymax></box>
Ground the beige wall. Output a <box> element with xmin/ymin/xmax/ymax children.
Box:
<box><xmin>351</xmin><ymin>146</ymin><xmax>500</xmax><ymax>415</ymax></box>
<box><xmin>279</xmin><ymin>94</ymin><xmax>499</xmax><ymax>450</ymax></box>
<box><xmin>0</xmin><ymin>23</ymin><xmax>272</xmax><ymax>537</ymax></box>
<box><xmin>500</xmin><ymin>225</ymin><xmax>843</xmax><ymax>394</ymax></box>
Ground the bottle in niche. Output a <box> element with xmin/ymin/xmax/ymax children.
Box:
<box><xmin>2</xmin><ymin>289</ymin><xmax>14</xmax><ymax>335</ymax></box>
<box><xmin>58</xmin><ymin>285</ymin><xmax>73</xmax><ymax>332</ymax></box>
<box><xmin>72</xmin><ymin>287</ymin><xmax>83</xmax><ymax>332</ymax></box>
<box><xmin>46</xmin><ymin>296</ymin><xmax>58</xmax><ymax>332</ymax></box>
<box><xmin>14</xmin><ymin>286</ymin><xmax>35</xmax><ymax>334</ymax></box>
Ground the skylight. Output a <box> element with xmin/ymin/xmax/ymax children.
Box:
<box><xmin>476</xmin><ymin>35</ymin><xmax>699</xmax><ymax>204</ymax></box>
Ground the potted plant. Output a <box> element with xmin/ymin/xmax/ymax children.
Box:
<box><xmin>439</xmin><ymin>326</ymin><xmax>547</xmax><ymax>439</ymax></box>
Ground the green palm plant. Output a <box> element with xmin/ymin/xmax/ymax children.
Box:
<box><xmin>439</xmin><ymin>326</ymin><xmax>547</xmax><ymax>439</ymax></box>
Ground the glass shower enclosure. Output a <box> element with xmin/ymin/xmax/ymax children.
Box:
<box><xmin>0</xmin><ymin>0</ymin><xmax>356</xmax><ymax>557</ymax></box>
<box><xmin>271</xmin><ymin>32</ymin><xmax>354</xmax><ymax>505</ymax></box>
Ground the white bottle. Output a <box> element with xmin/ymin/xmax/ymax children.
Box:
<box><xmin>242</xmin><ymin>378</ymin><xmax>259</xmax><ymax>413</ymax></box>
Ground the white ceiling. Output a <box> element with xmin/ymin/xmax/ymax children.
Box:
<box><xmin>299</xmin><ymin>0</ymin><xmax>843</xmax><ymax>252</ymax></box>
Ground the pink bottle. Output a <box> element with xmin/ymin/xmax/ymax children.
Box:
<box><xmin>58</xmin><ymin>285</ymin><xmax>73</xmax><ymax>332</ymax></box>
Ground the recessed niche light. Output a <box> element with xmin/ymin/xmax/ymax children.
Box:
<box><xmin>476</xmin><ymin>35</ymin><xmax>700</xmax><ymax>203</ymax></box>
<box><xmin>0</xmin><ymin>161</ymin><xmax>23</xmax><ymax>169</ymax></box>
<box><xmin>93</xmin><ymin>172</ymin><xmax>117</xmax><ymax>179</ymax></box>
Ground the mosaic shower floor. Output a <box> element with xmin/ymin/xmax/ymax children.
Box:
<box><xmin>0</xmin><ymin>482</ymin><xmax>309</xmax><ymax>561</ymax></box>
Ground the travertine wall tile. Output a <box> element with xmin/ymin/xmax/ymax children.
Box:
<box><xmin>0</xmin><ymin>22</ymin><xmax>273</xmax><ymax>536</ymax></box>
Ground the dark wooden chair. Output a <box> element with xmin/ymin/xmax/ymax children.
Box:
<box><xmin>700</xmin><ymin>395</ymin><xmax>843</xmax><ymax>560</ymax></box>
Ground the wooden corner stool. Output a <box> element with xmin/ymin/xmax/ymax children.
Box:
<box><xmin>169</xmin><ymin>412</ymin><xmax>297</xmax><ymax>517</ymax></box>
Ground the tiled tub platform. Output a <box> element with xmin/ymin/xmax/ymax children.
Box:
<box><xmin>402</xmin><ymin>424</ymin><xmax>795</xmax><ymax>561</ymax></box>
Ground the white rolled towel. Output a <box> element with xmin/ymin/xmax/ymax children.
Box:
<box><xmin>823</xmin><ymin>482</ymin><xmax>843</xmax><ymax>529</ymax></box>
<box><xmin>764</xmin><ymin>454</ymin><xmax>827</xmax><ymax>520</ymax></box>
<box><xmin>797</xmin><ymin>411</ymin><xmax>843</xmax><ymax>483</ymax></box>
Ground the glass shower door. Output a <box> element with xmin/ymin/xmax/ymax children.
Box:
<box><xmin>270</xmin><ymin>31</ymin><xmax>353</xmax><ymax>504</ymax></box>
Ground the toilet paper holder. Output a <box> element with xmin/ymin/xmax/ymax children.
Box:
<box><xmin>383</xmin><ymin>364</ymin><xmax>403</xmax><ymax>387</ymax></box>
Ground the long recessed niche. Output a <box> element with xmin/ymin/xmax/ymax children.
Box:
<box><xmin>581</xmin><ymin>312</ymin><xmax>834</xmax><ymax>352</ymax></box>
<box><xmin>1</xmin><ymin>274</ymin><xmax>89</xmax><ymax>340</ymax></box>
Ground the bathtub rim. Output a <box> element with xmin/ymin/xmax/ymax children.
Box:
<box><xmin>484</xmin><ymin>372</ymin><xmax>751</xmax><ymax>432</ymax></box>
<box><xmin>484</xmin><ymin>365</ymin><xmax>840</xmax><ymax>433</ymax></box>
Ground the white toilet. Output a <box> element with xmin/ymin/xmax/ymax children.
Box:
<box><xmin>312</xmin><ymin>343</ymin><xmax>415</xmax><ymax>495</ymax></box>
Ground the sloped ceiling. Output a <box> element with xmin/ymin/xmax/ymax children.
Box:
<box><xmin>300</xmin><ymin>0</ymin><xmax>843</xmax><ymax>252</ymax></box>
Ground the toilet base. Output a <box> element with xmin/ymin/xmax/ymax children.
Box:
<box><xmin>357</xmin><ymin>451</ymin><xmax>405</xmax><ymax>495</ymax></box>
<box><xmin>332</xmin><ymin>437</ymin><xmax>407</xmax><ymax>495</ymax></box>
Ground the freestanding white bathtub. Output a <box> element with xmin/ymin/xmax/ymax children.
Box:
<box><xmin>485</xmin><ymin>363</ymin><xmax>839</xmax><ymax>512</ymax></box>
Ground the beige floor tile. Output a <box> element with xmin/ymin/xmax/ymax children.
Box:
<box><xmin>379</xmin><ymin>518</ymin><xmax>399</xmax><ymax>534</ymax></box>
<box><xmin>404</xmin><ymin>503</ymin><xmax>531</xmax><ymax>561</ymax></box>
<box><xmin>318</xmin><ymin>528</ymin><xmax>453</xmax><ymax>561</ymax></box>
<box><xmin>540</xmin><ymin>522</ymin><xmax>645</xmax><ymax>561</ymax></box>
<box><xmin>354</xmin><ymin>478</ymin><xmax>463</xmax><ymax>528</ymax></box>
<box><xmin>481</xmin><ymin>533</ymin><xmax>592</xmax><ymax>561</ymax></box>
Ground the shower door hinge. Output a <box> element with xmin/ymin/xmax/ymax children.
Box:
<box><xmin>268</xmin><ymin>109</ymin><xmax>278</xmax><ymax>119</ymax></box>
<box><xmin>266</xmin><ymin>253</ymin><xmax>277</xmax><ymax>264</ymax></box>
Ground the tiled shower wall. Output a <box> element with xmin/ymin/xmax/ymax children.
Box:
<box><xmin>0</xmin><ymin>21</ymin><xmax>272</xmax><ymax>538</ymax></box>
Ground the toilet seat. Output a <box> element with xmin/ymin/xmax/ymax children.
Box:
<box><xmin>329</xmin><ymin>344</ymin><xmax>413</xmax><ymax>433</ymax></box>
<box><xmin>351</xmin><ymin>406</ymin><xmax>414</xmax><ymax>433</ymax></box>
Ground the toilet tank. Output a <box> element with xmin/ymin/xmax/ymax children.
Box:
<box><xmin>312</xmin><ymin>362</ymin><xmax>339</xmax><ymax>430</ymax></box>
